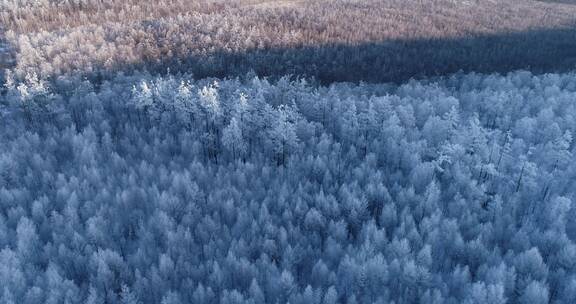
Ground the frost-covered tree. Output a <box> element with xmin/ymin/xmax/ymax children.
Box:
<box><xmin>268</xmin><ymin>105</ymin><xmax>300</xmax><ymax>165</ymax></box>
<box><xmin>222</xmin><ymin>117</ymin><xmax>246</xmax><ymax>160</ymax></box>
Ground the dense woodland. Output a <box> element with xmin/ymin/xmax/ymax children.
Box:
<box><xmin>1</xmin><ymin>70</ymin><xmax>576</xmax><ymax>303</ymax></box>
<box><xmin>2</xmin><ymin>0</ymin><xmax>576</xmax><ymax>303</ymax></box>
<box><xmin>2</xmin><ymin>0</ymin><xmax>576</xmax><ymax>83</ymax></box>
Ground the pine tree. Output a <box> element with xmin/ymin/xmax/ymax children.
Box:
<box><xmin>120</xmin><ymin>285</ymin><xmax>141</xmax><ymax>304</ymax></box>
<box><xmin>519</xmin><ymin>281</ymin><xmax>549</xmax><ymax>304</ymax></box>
<box><xmin>249</xmin><ymin>279</ymin><xmax>265</xmax><ymax>304</ymax></box>
<box><xmin>323</xmin><ymin>286</ymin><xmax>338</xmax><ymax>304</ymax></box>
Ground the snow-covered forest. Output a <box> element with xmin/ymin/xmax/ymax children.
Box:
<box><xmin>2</xmin><ymin>70</ymin><xmax>576</xmax><ymax>303</ymax></box>
<box><xmin>3</xmin><ymin>0</ymin><xmax>576</xmax><ymax>83</ymax></box>
<box><xmin>2</xmin><ymin>0</ymin><xmax>576</xmax><ymax>303</ymax></box>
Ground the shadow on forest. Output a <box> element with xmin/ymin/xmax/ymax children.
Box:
<box><xmin>25</xmin><ymin>25</ymin><xmax>576</xmax><ymax>85</ymax></box>
<box><xmin>0</xmin><ymin>27</ymin><xmax>16</xmax><ymax>85</ymax></box>
<box><xmin>537</xmin><ymin>0</ymin><xmax>576</xmax><ymax>4</ymax></box>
